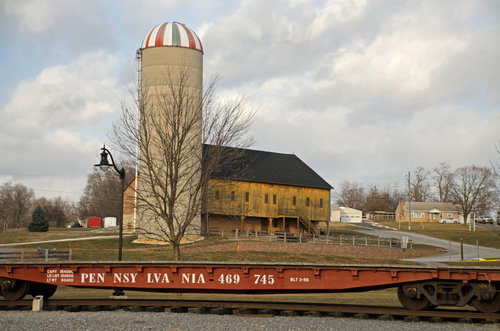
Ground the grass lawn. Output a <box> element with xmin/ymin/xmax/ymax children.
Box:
<box><xmin>0</xmin><ymin>227</ymin><xmax>434</xmax><ymax>265</ymax></box>
<box><xmin>373</xmin><ymin>220</ymin><xmax>500</xmax><ymax>249</ymax></box>
<box><xmin>0</xmin><ymin>227</ymin><xmax>113</xmax><ymax>244</ymax></box>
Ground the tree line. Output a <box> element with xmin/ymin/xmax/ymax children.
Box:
<box><xmin>0</xmin><ymin>165</ymin><xmax>135</xmax><ymax>233</ymax></box>
<box><xmin>336</xmin><ymin>163</ymin><xmax>499</xmax><ymax>218</ymax></box>
<box><xmin>0</xmin><ymin>182</ymin><xmax>77</xmax><ymax>233</ymax></box>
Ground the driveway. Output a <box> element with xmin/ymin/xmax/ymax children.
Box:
<box><xmin>0</xmin><ymin>235</ymin><xmax>119</xmax><ymax>247</ymax></box>
<box><xmin>353</xmin><ymin>222</ymin><xmax>500</xmax><ymax>265</ymax></box>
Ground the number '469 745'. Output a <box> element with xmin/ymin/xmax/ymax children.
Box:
<box><xmin>254</xmin><ymin>274</ymin><xmax>275</xmax><ymax>285</ymax></box>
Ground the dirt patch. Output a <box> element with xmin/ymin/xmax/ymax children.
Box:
<box><xmin>185</xmin><ymin>241</ymin><xmax>441</xmax><ymax>260</ymax></box>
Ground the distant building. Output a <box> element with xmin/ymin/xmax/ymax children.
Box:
<box><xmin>328</xmin><ymin>205</ymin><xmax>362</xmax><ymax>224</ymax></box>
<box><xmin>395</xmin><ymin>199</ymin><xmax>461</xmax><ymax>223</ymax></box>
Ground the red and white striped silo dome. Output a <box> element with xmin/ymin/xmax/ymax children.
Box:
<box><xmin>141</xmin><ymin>22</ymin><xmax>203</xmax><ymax>53</ymax></box>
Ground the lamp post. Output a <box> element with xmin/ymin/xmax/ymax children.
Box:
<box><xmin>95</xmin><ymin>145</ymin><xmax>125</xmax><ymax>261</ymax></box>
<box><xmin>95</xmin><ymin>145</ymin><xmax>126</xmax><ymax>297</ymax></box>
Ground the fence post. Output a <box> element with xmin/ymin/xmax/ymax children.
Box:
<box><xmin>21</xmin><ymin>249</ymin><xmax>24</xmax><ymax>262</ymax></box>
<box><xmin>45</xmin><ymin>249</ymin><xmax>49</xmax><ymax>262</ymax></box>
<box><xmin>269</xmin><ymin>231</ymin><xmax>272</xmax><ymax>242</ymax></box>
<box><xmin>378</xmin><ymin>237</ymin><xmax>380</xmax><ymax>247</ymax></box>
<box><xmin>299</xmin><ymin>233</ymin><xmax>302</xmax><ymax>243</ymax></box>
<box><xmin>69</xmin><ymin>249</ymin><xmax>72</xmax><ymax>261</ymax></box>
<box><xmin>340</xmin><ymin>235</ymin><xmax>343</xmax><ymax>246</ymax></box>
<box><xmin>326</xmin><ymin>233</ymin><xmax>329</xmax><ymax>244</ymax></box>
<box><xmin>365</xmin><ymin>237</ymin><xmax>368</xmax><ymax>246</ymax></box>
<box><xmin>235</xmin><ymin>228</ymin><xmax>239</xmax><ymax>238</ymax></box>
<box><xmin>313</xmin><ymin>234</ymin><xmax>315</xmax><ymax>244</ymax></box>
<box><xmin>255</xmin><ymin>231</ymin><xmax>258</xmax><ymax>239</ymax></box>
<box><xmin>389</xmin><ymin>238</ymin><xmax>392</xmax><ymax>248</ymax></box>
<box><xmin>352</xmin><ymin>236</ymin><xmax>355</xmax><ymax>246</ymax></box>
<box><xmin>284</xmin><ymin>232</ymin><xmax>287</xmax><ymax>243</ymax></box>
<box><xmin>222</xmin><ymin>229</ymin><xmax>224</xmax><ymax>238</ymax></box>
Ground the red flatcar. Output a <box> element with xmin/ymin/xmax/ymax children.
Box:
<box><xmin>1</xmin><ymin>262</ymin><xmax>500</xmax><ymax>313</ymax></box>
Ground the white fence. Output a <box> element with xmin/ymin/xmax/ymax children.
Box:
<box><xmin>204</xmin><ymin>228</ymin><xmax>408</xmax><ymax>249</ymax></box>
<box><xmin>0</xmin><ymin>248</ymin><xmax>72</xmax><ymax>262</ymax></box>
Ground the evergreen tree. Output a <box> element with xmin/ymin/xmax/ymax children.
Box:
<box><xmin>28</xmin><ymin>206</ymin><xmax>49</xmax><ymax>232</ymax></box>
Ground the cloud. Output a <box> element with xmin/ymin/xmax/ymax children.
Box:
<box><xmin>4</xmin><ymin>51</ymin><xmax>124</xmax><ymax>131</ymax></box>
<box><xmin>1</xmin><ymin>0</ymin><xmax>499</xmax><ymax>201</ymax></box>
<box><xmin>0</xmin><ymin>50</ymin><xmax>128</xmax><ymax>197</ymax></box>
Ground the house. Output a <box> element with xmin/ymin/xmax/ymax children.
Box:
<box><xmin>395</xmin><ymin>199</ymin><xmax>461</xmax><ymax>223</ymax></box>
<box><xmin>123</xmin><ymin>145</ymin><xmax>333</xmax><ymax>235</ymax></box>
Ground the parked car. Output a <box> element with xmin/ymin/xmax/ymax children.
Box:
<box><xmin>476</xmin><ymin>216</ymin><xmax>494</xmax><ymax>224</ymax></box>
<box><xmin>439</xmin><ymin>217</ymin><xmax>459</xmax><ymax>224</ymax></box>
<box><xmin>67</xmin><ymin>222</ymin><xmax>82</xmax><ymax>228</ymax></box>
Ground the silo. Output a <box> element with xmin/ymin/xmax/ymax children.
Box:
<box><xmin>137</xmin><ymin>22</ymin><xmax>203</xmax><ymax>239</ymax></box>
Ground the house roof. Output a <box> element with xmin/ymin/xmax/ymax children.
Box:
<box><xmin>403</xmin><ymin>201</ymin><xmax>459</xmax><ymax>212</ymax></box>
<box><xmin>204</xmin><ymin>144</ymin><xmax>333</xmax><ymax>190</ymax></box>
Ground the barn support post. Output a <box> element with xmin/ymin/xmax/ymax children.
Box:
<box><xmin>240</xmin><ymin>215</ymin><xmax>245</xmax><ymax>232</ymax></box>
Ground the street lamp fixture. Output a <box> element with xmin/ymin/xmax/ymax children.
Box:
<box><xmin>94</xmin><ymin>145</ymin><xmax>126</xmax><ymax>262</ymax></box>
<box><xmin>95</xmin><ymin>145</ymin><xmax>126</xmax><ymax>297</ymax></box>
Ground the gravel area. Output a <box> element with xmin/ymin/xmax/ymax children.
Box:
<box><xmin>0</xmin><ymin>311</ymin><xmax>496</xmax><ymax>331</ymax></box>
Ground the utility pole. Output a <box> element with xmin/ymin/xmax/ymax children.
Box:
<box><xmin>407</xmin><ymin>171</ymin><xmax>411</xmax><ymax>230</ymax></box>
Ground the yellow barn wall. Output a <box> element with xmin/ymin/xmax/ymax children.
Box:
<box><xmin>205</xmin><ymin>178</ymin><xmax>330</xmax><ymax>222</ymax></box>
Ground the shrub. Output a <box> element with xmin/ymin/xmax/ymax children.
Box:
<box><xmin>28</xmin><ymin>206</ymin><xmax>49</xmax><ymax>232</ymax></box>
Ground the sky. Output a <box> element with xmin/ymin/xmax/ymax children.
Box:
<box><xmin>1</xmin><ymin>0</ymin><xmax>499</xmax><ymax>203</ymax></box>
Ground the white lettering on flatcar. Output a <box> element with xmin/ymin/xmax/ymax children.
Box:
<box><xmin>46</xmin><ymin>269</ymin><xmax>74</xmax><ymax>283</ymax></box>
<box><xmin>80</xmin><ymin>273</ymin><xmax>105</xmax><ymax>283</ymax></box>
<box><xmin>289</xmin><ymin>277</ymin><xmax>310</xmax><ymax>283</ymax></box>
<box><xmin>217</xmin><ymin>274</ymin><xmax>241</xmax><ymax>284</ymax></box>
<box><xmin>253</xmin><ymin>274</ymin><xmax>275</xmax><ymax>285</ymax></box>
<box><xmin>146</xmin><ymin>273</ymin><xmax>171</xmax><ymax>283</ymax></box>
<box><xmin>181</xmin><ymin>273</ymin><xmax>206</xmax><ymax>284</ymax></box>
<box><xmin>113</xmin><ymin>273</ymin><xmax>138</xmax><ymax>283</ymax></box>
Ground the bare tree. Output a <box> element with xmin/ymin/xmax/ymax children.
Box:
<box><xmin>380</xmin><ymin>184</ymin><xmax>402</xmax><ymax>211</ymax></box>
<box><xmin>0</xmin><ymin>182</ymin><xmax>34</xmax><ymax>230</ymax></box>
<box><xmin>113</xmin><ymin>72</ymin><xmax>253</xmax><ymax>260</ymax></box>
<box><xmin>432</xmin><ymin>162</ymin><xmax>454</xmax><ymax>202</ymax></box>
<box><xmin>364</xmin><ymin>186</ymin><xmax>392</xmax><ymax>212</ymax></box>
<box><xmin>78</xmin><ymin>165</ymin><xmax>134</xmax><ymax>220</ymax></box>
<box><xmin>450</xmin><ymin>165</ymin><xmax>497</xmax><ymax>224</ymax></box>
<box><xmin>36</xmin><ymin>197</ymin><xmax>76</xmax><ymax>228</ymax></box>
<box><xmin>409</xmin><ymin>166</ymin><xmax>431</xmax><ymax>201</ymax></box>
<box><xmin>336</xmin><ymin>180</ymin><xmax>365</xmax><ymax>210</ymax></box>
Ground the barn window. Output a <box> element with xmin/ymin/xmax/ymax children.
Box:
<box><xmin>306</xmin><ymin>197</ymin><xmax>310</xmax><ymax>207</ymax></box>
<box><xmin>292</xmin><ymin>196</ymin><xmax>296</xmax><ymax>206</ymax></box>
<box><xmin>273</xmin><ymin>194</ymin><xmax>277</xmax><ymax>205</ymax></box>
<box><xmin>215</xmin><ymin>190</ymin><xmax>220</xmax><ymax>200</ymax></box>
<box><xmin>265</xmin><ymin>194</ymin><xmax>269</xmax><ymax>204</ymax></box>
<box><xmin>231</xmin><ymin>191</ymin><xmax>235</xmax><ymax>201</ymax></box>
<box><xmin>245</xmin><ymin>192</ymin><xmax>249</xmax><ymax>202</ymax></box>
<box><xmin>320</xmin><ymin>198</ymin><xmax>323</xmax><ymax>208</ymax></box>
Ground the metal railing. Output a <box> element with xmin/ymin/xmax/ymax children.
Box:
<box><xmin>203</xmin><ymin>228</ymin><xmax>408</xmax><ymax>249</ymax></box>
<box><xmin>0</xmin><ymin>248</ymin><xmax>72</xmax><ymax>262</ymax></box>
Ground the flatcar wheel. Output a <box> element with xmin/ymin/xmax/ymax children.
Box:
<box><xmin>469</xmin><ymin>285</ymin><xmax>500</xmax><ymax>313</ymax></box>
<box><xmin>397</xmin><ymin>285</ymin><xmax>432</xmax><ymax>310</ymax></box>
<box><xmin>0</xmin><ymin>280</ymin><xmax>29</xmax><ymax>301</ymax></box>
<box><xmin>29</xmin><ymin>282</ymin><xmax>57</xmax><ymax>299</ymax></box>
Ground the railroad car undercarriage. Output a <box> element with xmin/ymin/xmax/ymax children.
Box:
<box><xmin>1</xmin><ymin>262</ymin><xmax>499</xmax><ymax>313</ymax></box>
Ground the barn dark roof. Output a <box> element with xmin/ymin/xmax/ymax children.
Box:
<box><xmin>204</xmin><ymin>144</ymin><xmax>332</xmax><ymax>190</ymax></box>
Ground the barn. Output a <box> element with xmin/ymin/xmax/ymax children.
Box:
<box><xmin>123</xmin><ymin>145</ymin><xmax>332</xmax><ymax>235</ymax></box>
